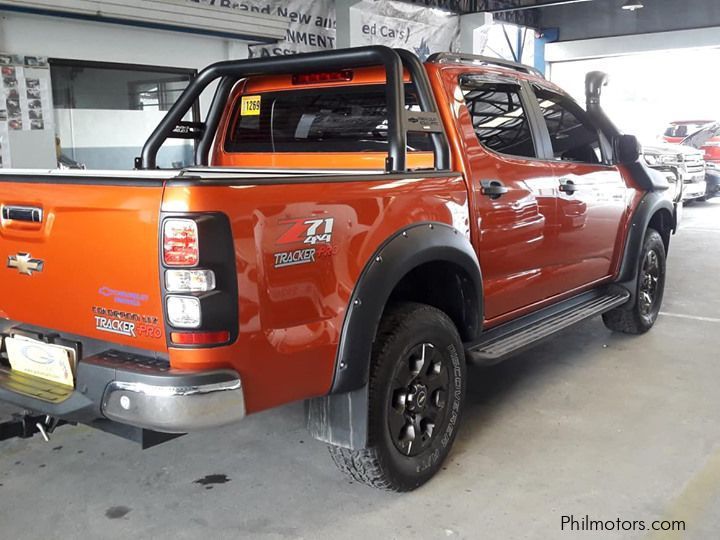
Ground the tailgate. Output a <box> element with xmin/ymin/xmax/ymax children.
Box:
<box><xmin>0</xmin><ymin>178</ymin><xmax>167</xmax><ymax>352</ymax></box>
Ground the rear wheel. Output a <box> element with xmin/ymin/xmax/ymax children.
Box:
<box><xmin>603</xmin><ymin>228</ymin><xmax>666</xmax><ymax>334</ymax></box>
<box><xmin>328</xmin><ymin>302</ymin><xmax>466</xmax><ymax>491</ymax></box>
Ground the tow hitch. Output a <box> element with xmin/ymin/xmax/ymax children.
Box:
<box><xmin>0</xmin><ymin>413</ymin><xmax>68</xmax><ymax>443</ymax></box>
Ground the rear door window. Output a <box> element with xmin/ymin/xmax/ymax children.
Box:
<box><xmin>459</xmin><ymin>80</ymin><xmax>538</xmax><ymax>159</ymax></box>
<box><xmin>225</xmin><ymin>84</ymin><xmax>433</xmax><ymax>153</ymax></box>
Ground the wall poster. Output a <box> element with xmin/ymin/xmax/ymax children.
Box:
<box><xmin>0</xmin><ymin>53</ymin><xmax>54</xmax><ymax>168</ymax></box>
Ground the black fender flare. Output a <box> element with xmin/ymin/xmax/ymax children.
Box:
<box><xmin>306</xmin><ymin>221</ymin><xmax>483</xmax><ymax>449</ymax></box>
<box><xmin>334</xmin><ymin>221</ymin><xmax>482</xmax><ymax>393</ymax></box>
<box><xmin>615</xmin><ymin>191</ymin><xmax>675</xmax><ymax>302</ymax></box>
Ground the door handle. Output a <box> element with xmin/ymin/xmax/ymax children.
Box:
<box><xmin>1</xmin><ymin>205</ymin><xmax>43</xmax><ymax>222</ymax></box>
<box><xmin>481</xmin><ymin>179</ymin><xmax>509</xmax><ymax>199</ymax></box>
<box><xmin>559</xmin><ymin>179</ymin><xmax>578</xmax><ymax>194</ymax></box>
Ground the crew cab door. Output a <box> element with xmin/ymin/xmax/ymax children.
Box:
<box><xmin>528</xmin><ymin>84</ymin><xmax>628</xmax><ymax>290</ymax></box>
<box><xmin>454</xmin><ymin>75</ymin><xmax>561</xmax><ymax>321</ymax></box>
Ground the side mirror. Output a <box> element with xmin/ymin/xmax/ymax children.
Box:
<box><xmin>617</xmin><ymin>134</ymin><xmax>641</xmax><ymax>164</ymax></box>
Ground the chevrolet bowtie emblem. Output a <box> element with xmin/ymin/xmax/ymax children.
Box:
<box><xmin>7</xmin><ymin>253</ymin><xmax>44</xmax><ymax>276</ymax></box>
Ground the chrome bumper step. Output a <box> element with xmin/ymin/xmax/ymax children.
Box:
<box><xmin>0</xmin><ymin>345</ymin><xmax>245</xmax><ymax>436</ymax></box>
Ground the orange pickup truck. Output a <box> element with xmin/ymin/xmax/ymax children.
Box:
<box><xmin>0</xmin><ymin>46</ymin><xmax>679</xmax><ymax>491</ymax></box>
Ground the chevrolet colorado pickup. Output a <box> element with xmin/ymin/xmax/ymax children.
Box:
<box><xmin>0</xmin><ymin>47</ymin><xmax>678</xmax><ymax>491</ymax></box>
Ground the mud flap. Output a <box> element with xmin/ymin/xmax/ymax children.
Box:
<box><xmin>305</xmin><ymin>386</ymin><xmax>369</xmax><ymax>450</ymax></box>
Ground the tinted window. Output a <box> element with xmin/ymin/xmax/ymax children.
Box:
<box><xmin>225</xmin><ymin>84</ymin><xmax>432</xmax><ymax>153</ymax></box>
<box><xmin>460</xmin><ymin>81</ymin><xmax>537</xmax><ymax>158</ymax></box>
<box><xmin>50</xmin><ymin>60</ymin><xmax>195</xmax><ymax>170</ymax></box>
<box><xmin>51</xmin><ymin>63</ymin><xmax>191</xmax><ymax>111</ymax></box>
<box><xmin>534</xmin><ymin>87</ymin><xmax>602</xmax><ymax>164</ymax></box>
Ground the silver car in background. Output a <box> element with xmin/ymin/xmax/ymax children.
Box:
<box><xmin>642</xmin><ymin>143</ymin><xmax>706</xmax><ymax>201</ymax></box>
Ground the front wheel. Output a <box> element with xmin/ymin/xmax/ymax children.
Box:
<box><xmin>328</xmin><ymin>302</ymin><xmax>466</xmax><ymax>491</ymax></box>
<box><xmin>603</xmin><ymin>228</ymin><xmax>666</xmax><ymax>334</ymax></box>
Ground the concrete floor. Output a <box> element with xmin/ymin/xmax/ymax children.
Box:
<box><xmin>1</xmin><ymin>200</ymin><xmax>719</xmax><ymax>539</ymax></box>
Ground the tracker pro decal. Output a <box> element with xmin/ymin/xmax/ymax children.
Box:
<box><xmin>274</xmin><ymin>248</ymin><xmax>316</xmax><ymax>268</ymax></box>
<box><xmin>92</xmin><ymin>306</ymin><xmax>162</xmax><ymax>339</ymax></box>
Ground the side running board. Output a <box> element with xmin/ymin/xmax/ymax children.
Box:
<box><xmin>466</xmin><ymin>288</ymin><xmax>630</xmax><ymax>365</ymax></box>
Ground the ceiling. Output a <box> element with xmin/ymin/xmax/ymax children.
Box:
<box><xmin>405</xmin><ymin>0</ymin><xmax>720</xmax><ymax>41</ymax></box>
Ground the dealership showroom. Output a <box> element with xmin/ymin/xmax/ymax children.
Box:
<box><xmin>1</xmin><ymin>0</ymin><xmax>720</xmax><ymax>538</ymax></box>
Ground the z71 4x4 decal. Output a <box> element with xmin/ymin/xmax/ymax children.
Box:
<box><xmin>276</xmin><ymin>217</ymin><xmax>334</xmax><ymax>246</ymax></box>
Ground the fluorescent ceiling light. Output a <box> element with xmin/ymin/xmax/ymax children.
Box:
<box><xmin>621</xmin><ymin>0</ymin><xmax>644</xmax><ymax>11</ymax></box>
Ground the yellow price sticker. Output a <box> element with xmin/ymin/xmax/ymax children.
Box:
<box><xmin>241</xmin><ymin>95</ymin><xmax>261</xmax><ymax>116</ymax></box>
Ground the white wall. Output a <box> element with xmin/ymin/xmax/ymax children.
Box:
<box><xmin>0</xmin><ymin>10</ymin><xmax>251</xmax><ymax>169</ymax></box>
<box><xmin>0</xmin><ymin>11</ymin><xmax>250</xmax><ymax>113</ymax></box>
<box><xmin>55</xmin><ymin>109</ymin><xmax>177</xmax><ymax>149</ymax></box>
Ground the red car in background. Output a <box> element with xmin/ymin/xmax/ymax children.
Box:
<box><xmin>664</xmin><ymin>120</ymin><xmax>720</xmax><ymax>163</ymax></box>
<box><xmin>681</xmin><ymin>122</ymin><xmax>720</xmax><ymax>199</ymax></box>
<box><xmin>663</xmin><ymin>120</ymin><xmax>715</xmax><ymax>144</ymax></box>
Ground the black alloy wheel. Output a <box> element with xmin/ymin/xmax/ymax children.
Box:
<box><xmin>388</xmin><ymin>342</ymin><xmax>450</xmax><ymax>457</ymax></box>
<box><xmin>603</xmin><ymin>227</ymin><xmax>666</xmax><ymax>334</ymax></box>
<box><xmin>328</xmin><ymin>302</ymin><xmax>466</xmax><ymax>491</ymax></box>
<box><xmin>638</xmin><ymin>249</ymin><xmax>661</xmax><ymax>318</ymax></box>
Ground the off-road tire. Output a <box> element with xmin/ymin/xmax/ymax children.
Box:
<box><xmin>603</xmin><ymin>228</ymin><xmax>666</xmax><ymax>334</ymax></box>
<box><xmin>328</xmin><ymin>302</ymin><xmax>466</xmax><ymax>491</ymax></box>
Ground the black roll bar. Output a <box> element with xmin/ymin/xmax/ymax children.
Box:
<box><xmin>394</xmin><ymin>48</ymin><xmax>450</xmax><ymax>170</ymax></box>
<box><xmin>194</xmin><ymin>75</ymin><xmax>236</xmax><ymax>167</ymax></box>
<box><xmin>139</xmin><ymin>45</ymin><xmax>449</xmax><ymax>172</ymax></box>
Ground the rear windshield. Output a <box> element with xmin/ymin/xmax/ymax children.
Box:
<box><xmin>224</xmin><ymin>84</ymin><xmax>433</xmax><ymax>153</ymax></box>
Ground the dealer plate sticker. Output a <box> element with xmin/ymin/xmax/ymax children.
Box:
<box><xmin>5</xmin><ymin>336</ymin><xmax>76</xmax><ymax>387</ymax></box>
<box><xmin>240</xmin><ymin>95</ymin><xmax>261</xmax><ymax>116</ymax></box>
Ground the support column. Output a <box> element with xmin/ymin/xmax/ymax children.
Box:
<box><xmin>534</xmin><ymin>27</ymin><xmax>558</xmax><ymax>76</ymax></box>
<box><xmin>226</xmin><ymin>40</ymin><xmax>249</xmax><ymax>60</ymax></box>
<box><xmin>458</xmin><ymin>12</ymin><xmax>493</xmax><ymax>54</ymax></box>
<box><xmin>335</xmin><ymin>0</ymin><xmax>362</xmax><ymax>49</ymax></box>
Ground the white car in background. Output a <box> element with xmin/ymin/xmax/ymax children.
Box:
<box><xmin>642</xmin><ymin>142</ymin><xmax>706</xmax><ymax>201</ymax></box>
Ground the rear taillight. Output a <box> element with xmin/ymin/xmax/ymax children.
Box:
<box><xmin>292</xmin><ymin>70</ymin><xmax>353</xmax><ymax>85</ymax></box>
<box><xmin>163</xmin><ymin>219</ymin><xmax>199</xmax><ymax>266</ymax></box>
<box><xmin>160</xmin><ymin>214</ymin><xmax>238</xmax><ymax>349</ymax></box>
<box><xmin>166</xmin><ymin>296</ymin><xmax>202</xmax><ymax>328</ymax></box>
<box><xmin>165</xmin><ymin>269</ymin><xmax>216</xmax><ymax>293</ymax></box>
<box><xmin>170</xmin><ymin>331</ymin><xmax>230</xmax><ymax>345</ymax></box>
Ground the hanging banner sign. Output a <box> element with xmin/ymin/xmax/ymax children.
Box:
<box><xmin>190</xmin><ymin>0</ymin><xmax>336</xmax><ymax>57</ymax></box>
<box><xmin>190</xmin><ymin>0</ymin><xmax>459</xmax><ymax>60</ymax></box>
<box><xmin>350</xmin><ymin>0</ymin><xmax>459</xmax><ymax>60</ymax></box>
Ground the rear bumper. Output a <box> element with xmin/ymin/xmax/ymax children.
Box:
<box><xmin>102</xmin><ymin>375</ymin><xmax>245</xmax><ymax>433</ymax></box>
<box><xmin>0</xmin><ymin>347</ymin><xmax>245</xmax><ymax>434</ymax></box>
